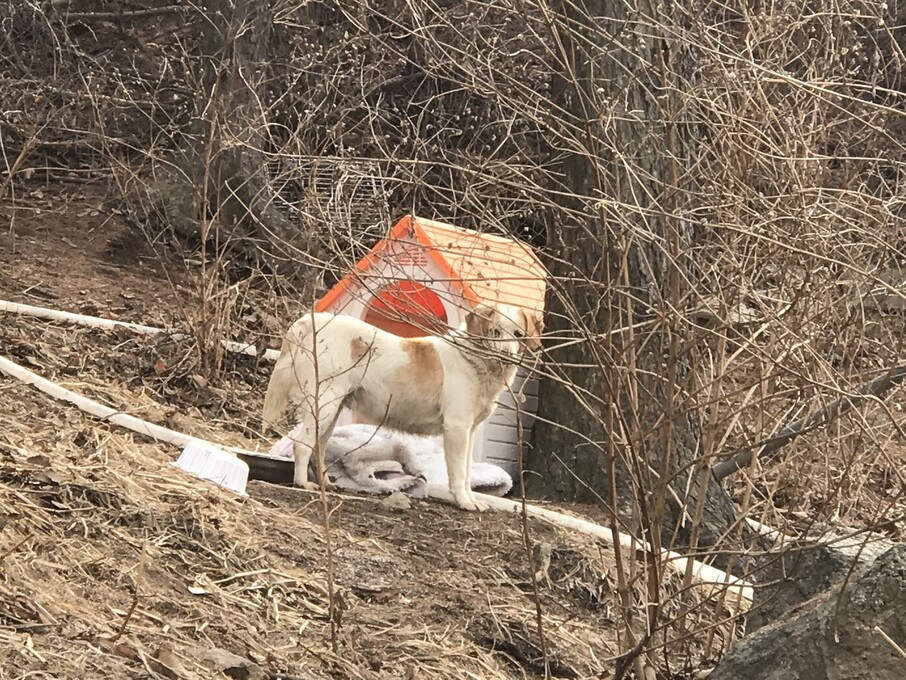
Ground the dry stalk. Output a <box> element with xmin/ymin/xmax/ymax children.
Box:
<box><xmin>0</xmin><ymin>131</ymin><xmax>39</xmax><ymax>204</ymax></box>
<box><xmin>306</xmin><ymin>303</ymin><xmax>341</xmax><ymax>656</ymax></box>
<box><xmin>111</xmin><ymin>544</ymin><xmax>148</xmax><ymax>643</ymax></box>
<box><xmin>713</xmin><ymin>365</ymin><xmax>906</xmax><ymax>480</ymax></box>
<box><xmin>681</xmin><ymin>326</ymin><xmax>727</xmax><ymax>647</ymax></box>
<box><xmin>194</xmin><ymin>70</ymin><xmax>228</xmax><ymax>380</ymax></box>
<box><xmin>874</xmin><ymin>625</ymin><xmax>906</xmax><ymax>661</ymax></box>
<box><xmin>512</xmin><ymin>383</ymin><xmax>550</xmax><ymax>679</ymax></box>
<box><xmin>0</xmin><ymin>533</ymin><xmax>31</xmax><ymax>563</ymax></box>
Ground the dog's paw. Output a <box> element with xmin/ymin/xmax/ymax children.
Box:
<box><xmin>455</xmin><ymin>496</ymin><xmax>489</xmax><ymax>512</ymax></box>
<box><xmin>466</xmin><ymin>490</ymin><xmax>490</xmax><ymax>511</ymax></box>
<box><xmin>297</xmin><ymin>480</ymin><xmax>321</xmax><ymax>491</ymax></box>
<box><xmin>472</xmin><ymin>499</ymin><xmax>490</xmax><ymax>512</ymax></box>
<box><xmin>297</xmin><ymin>479</ymin><xmax>335</xmax><ymax>492</ymax></box>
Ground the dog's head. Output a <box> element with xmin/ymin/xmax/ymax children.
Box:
<box><xmin>465</xmin><ymin>303</ymin><xmax>544</xmax><ymax>356</ymax></box>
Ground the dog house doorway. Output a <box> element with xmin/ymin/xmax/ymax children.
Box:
<box><xmin>363</xmin><ymin>280</ymin><xmax>448</xmax><ymax>338</ymax></box>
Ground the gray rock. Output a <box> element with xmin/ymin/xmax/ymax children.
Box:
<box><xmin>747</xmin><ymin>527</ymin><xmax>896</xmax><ymax>632</ymax></box>
<box><xmin>380</xmin><ymin>491</ymin><xmax>412</xmax><ymax>511</ymax></box>
<box><xmin>709</xmin><ymin>544</ymin><xmax>906</xmax><ymax>680</ymax></box>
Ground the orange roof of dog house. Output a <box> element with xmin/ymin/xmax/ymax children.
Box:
<box><xmin>315</xmin><ymin>215</ymin><xmax>547</xmax><ymax>338</ymax></box>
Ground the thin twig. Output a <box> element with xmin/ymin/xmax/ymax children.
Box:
<box><xmin>61</xmin><ymin>7</ymin><xmax>187</xmax><ymax>20</ymax></box>
<box><xmin>0</xmin><ymin>533</ymin><xmax>31</xmax><ymax>563</ymax></box>
<box><xmin>112</xmin><ymin>547</ymin><xmax>146</xmax><ymax>643</ymax></box>
<box><xmin>713</xmin><ymin>365</ymin><xmax>906</xmax><ymax>480</ymax></box>
<box><xmin>308</xmin><ymin>306</ymin><xmax>340</xmax><ymax>655</ymax></box>
<box><xmin>874</xmin><ymin>625</ymin><xmax>906</xmax><ymax>661</ymax></box>
<box><xmin>0</xmin><ymin>135</ymin><xmax>38</xmax><ymax>203</ymax></box>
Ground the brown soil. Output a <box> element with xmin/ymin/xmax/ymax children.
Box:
<box><xmin>0</xmin><ymin>181</ymin><xmax>188</xmax><ymax>326</ymax></box>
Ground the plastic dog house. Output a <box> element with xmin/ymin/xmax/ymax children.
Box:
<box><xmin>315</xmin><ymin>214</ymin><xmax>547</xmax><ymax>475</ymax></box>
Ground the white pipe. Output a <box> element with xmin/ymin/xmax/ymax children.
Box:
<box><xmin>0</xmin><ymin>353</ymin><xmax>261</xmax><ymax>459</ymax></box>
<box><xmin>0</xmin><ymin>299</ymin><xmax>281</xmax><ymax>362</ymax></box>
<box><xmin>745</xmin><ymin>517</ymin><xmax>788</xmax><ymax>541</ymax></box>
<box><xmin>426</xmin><ymin>485</ymin><xmax>753</xmax><ymax>602</ymax></box>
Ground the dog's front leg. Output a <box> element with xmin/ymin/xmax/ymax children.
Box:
<box><xmin>290</xmin><ymin>409</ymin><xmax>324</xmax><ymax>491</ymax></box>
<box><xmin>462</xmin><ymin>428</ymin><xmax>489</xmax><ymax>511</ymax></box>
<box><xmin>444</xmin><ymin>426</ymin><xmax>485</xmax><ymax>511</ymax></box>
<box><xmin>291</xmin><ymin>400</ymin><xmax>339</xmax><ymax>492</ymax></box>
<box><xmin>292</xmin><ymin>437</ymin><xmax>319</xmax><ymax>491</ymax></box>
<box><xmin>309</xmin><ymin>442</ymin><xmax>336</xmax><ymax>491</ymax></box>
<box><xmin>312</xmin><ymin>410</ymin><xmax>340</xmax><ymax>492</ymax></box>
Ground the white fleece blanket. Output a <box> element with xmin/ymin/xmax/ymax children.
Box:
<box><xmin>268</xmin><ymin>423</ymin><xmax>513</xmax><ymax>498</ymax></box>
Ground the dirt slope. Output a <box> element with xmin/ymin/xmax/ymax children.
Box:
<box><xmin>0</xmin><ymin>184</ymin><xmax>736</xmax><ymax>679</ymax></box>
<box><xmin>0</xmin><ymin>378</ymin><xmax>625</xmax><ymax>679</ymax></box>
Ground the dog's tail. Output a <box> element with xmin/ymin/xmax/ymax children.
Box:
<box><xmin>261</xmin><ymin>317</ymin><xmax>312</xmax><ymax>434</ymax></box>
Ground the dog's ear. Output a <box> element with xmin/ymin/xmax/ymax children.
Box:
<box><xmin>533</xmin><ymin>311</ymin><xmax>545</xmax><ymax>336</ymax></box>
<box><xmin>466</xmin><ymin>304</ymin><xmax>497</xmax><ymax>336</ymax></box>
<box><xmin>521</xmin><ymin>309</ymin><xmax>544</xmax><ymax>351</ymax></box>
<box><xmin>516</xmin><ymin>308</ymin><xmax>530</xmax><ymax>339</ymax></box>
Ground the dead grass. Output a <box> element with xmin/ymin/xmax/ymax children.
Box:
<box><xmin>4</xmin><ymin>179</ymin><xmax>904</xmax><ymax>676</ymax></box>
<box><xmin>0</xmin><ymin>297</ymin><xmax>743</xmax><ymax>679</ymax></box>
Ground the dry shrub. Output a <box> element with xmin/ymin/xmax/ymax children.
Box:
<box><xmin>2</xmin><ymin>0</ymin><xmax>905</xmax><ymax>674</ymax></box>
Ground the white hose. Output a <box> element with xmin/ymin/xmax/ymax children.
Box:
<box><xmin>0</xmin><ymin>299</ymin><xmax>281</xmax><ymax>362</ymax></box>
<box><xmin>0</xmin><ymin>352</ymin><xmax>260</xmax><ymax>458</ymax></box>
<box><xmin>427</xmin><ymin>485</ymin><xmax>753</xmax><ymax>602</ymax></box>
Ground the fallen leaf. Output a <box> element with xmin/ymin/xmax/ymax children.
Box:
<box><xmin>380</xmin><ymin>492</ymin><xmax>412</xmax><ymax>511</ymax></box>
<box><xmin>33</xmin><ymin>470</ymin><xmax>62</xmax><ymax>485</ymax></box>
<box><xmin>23</xmin><ymin>355</ymin><xmax>43</xmax><ymax>368</ymax></box>
<box><xmin>152</xmin><ymin>646</ymin><xmax>185</xmax><ymax>680</ymax></box>
<box><xmin>196</xmin><ymin>647</ymin><xmax>264</xmax><ymax>680</ymax></box>
<box><xmin>153</xmin><ymin>358</ymin><xmax>167</xmax><ymax>375</ymax></box>
<box><xmin>98</xmin><ymin>639</ymin><xmax>141</xmax><ymax>661</ymax></box>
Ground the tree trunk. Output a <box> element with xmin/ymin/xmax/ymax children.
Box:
<box><xmin>527</xmin><ymin>0</ymin><xmax>750</xmax><ymax>554</ymax></box>
<box><xmin>154</xmin><ymin>0</ymin><xmax>318</xmax><ymax>292</ymax></box>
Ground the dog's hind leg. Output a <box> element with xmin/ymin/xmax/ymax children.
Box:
<box><xmin>310</xmin><ymin>394</ymin><xmax>344</xmax><ymax>490</ymax></box>
<box><xmin>444</xmin><ymin>426</ymin><xmax>485</xmax><ymax>511</ymax></box>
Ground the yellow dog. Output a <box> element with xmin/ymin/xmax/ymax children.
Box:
<box><xmin>262</xmin><ymin>303</ymin><xmax>542</xmax><ymax>511</ymax></box>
